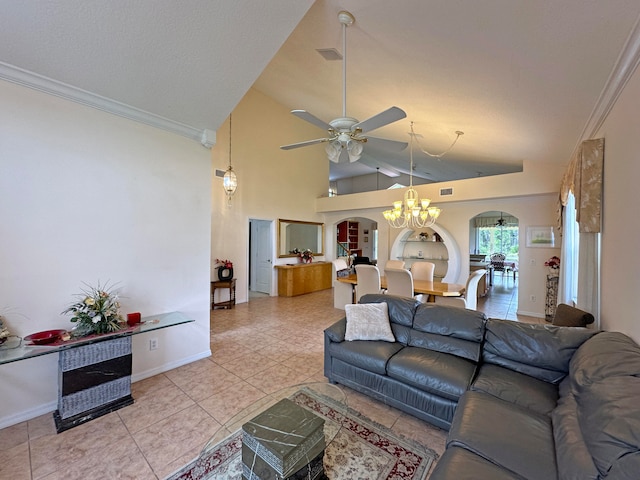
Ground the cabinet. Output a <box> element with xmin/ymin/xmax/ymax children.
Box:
<box><xmin>337</xmin><ymin>221</ymin><xmax>359</xmax><ymax>254</ymax></box>
<box><xmin>275</xmin><ymin>262</ymin><xmax>332</xmax><ymax>297</ymax></box>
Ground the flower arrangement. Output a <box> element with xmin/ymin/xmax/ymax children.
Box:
<box><xmin>545</xmin><ymin>256</ymin><xmax>561</xmax><ymax>269</ymax></box>
<box><xmin>299</xmin><ymin>249</ymin><xmax>314</xmax><ymax>263</ymax></box>
<box><xmin>215</xmin><ymin>258</ymin><xmax>233</xmax><ymax>269</ymax></box>
<box><xmin>62</xmin><ymin>282</ymin><xmax>123</xmax><ymax>336</ymax></box>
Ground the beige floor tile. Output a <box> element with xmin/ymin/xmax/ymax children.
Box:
<box><xmin>30</xmin><ymin>412</ymin><xmax>129</xmax><ymax>479</ymax></box>
<box><xmin>37</xmin><ymin>435</ymin><xmax>155</xmax><ymax>480</ymax></box>
<box><xmin>0</xmin><ymin>440</ymin><xmax>30</xmax><ymax>480</ymax></box>
<box><xmin>0</xmin><ymin>421</ymin><xmax>27</xmax><ymax>450</ymax></box>
<box><xmin>118</xmin><ymin>381</ymin><xmax>196</xmax><ymax>434</ymax></box>
<box><xmin>132</xmin><ymin>404</ymin><xmax>220</xmax><ymax>474</ymax></box>
<box><xmin>198</xmin><ymin>381</ymin><xmax>267</xmax><ymax>424</ymax></box>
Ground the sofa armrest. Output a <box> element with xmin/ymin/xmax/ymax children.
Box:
<box><xmin>325</xmin><ymin>318</ymin><xmax>347</xmax><ymax>343</ymax></box>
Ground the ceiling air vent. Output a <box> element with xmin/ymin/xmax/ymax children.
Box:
<box><xmin>215</xmin><ymin>169</ymin><xmax>226</xmax><ymax>178</ymax></box>
<box><xmin>316</xmin><ymin>48</ymin><xmax>342</xmax><ymax>61</ymax></box>
<box><xmin>440</xmin><ymin>187</ymin><xmax>454</xmax><ymax>196</ymax></box>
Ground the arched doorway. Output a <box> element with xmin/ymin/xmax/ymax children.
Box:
<box><xmin>336</xmin><ymin>216</ymin><xmax>379</xmax><ymax>263</ymax></box>
<box><xmin>470</xmin><ymin>211</ymin><xmax>519</xmax><ymax>318</ymax></box>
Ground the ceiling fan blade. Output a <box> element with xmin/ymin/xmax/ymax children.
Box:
<box><xmin>280</xmin><ymin>138</ymin><xmax>329</xmax><ymax>150</ymax></box>
<box><xmin>352</xmin><ymin>106</ymin><xmax>407</xmax><ymax>134</ymax></box>
<box><xmin>364</xmin><ymin>136</ymin><xmax>408</xmax><ymax>152</ymax></box>
<box><xmin>291</xmin><ymin>110</ymin><xmax>333</xmax><ymax>131</ymax></box>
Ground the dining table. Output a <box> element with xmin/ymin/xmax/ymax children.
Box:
<box><xmin>337</xmin><ymin>273</ymin><xmax>465</xmax><ymax>304</ymax></box>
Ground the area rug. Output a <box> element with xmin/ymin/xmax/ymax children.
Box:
<box><xmin>166</xmin><ymin>388</ymin><xmax>437</xmax><ymax>480</ymax></box>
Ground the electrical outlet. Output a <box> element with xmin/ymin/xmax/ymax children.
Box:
<box><xmin>149</xmin><ymin>338</ymin><xmax>158</xmax><ymax>350</ymax></box>
<box><xmin>530</xmin><ymin>295</ymin><xmax>536</xmax><ymax>302</ymax></box>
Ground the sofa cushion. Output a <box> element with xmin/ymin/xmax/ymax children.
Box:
<box><xmin>429</xmin><ymin>446</ymin><xmax>524</xmax><ymax>480</ymax></box>
<box><xmin>471</xmin><ymin>363</ymin><xmax>558</xmax><ymax>415</ymax></box>
<box><xmin>328</xmin><ymin>340</ymin><xmax>403</xmax><ymax>375</ymax></box>
<box><xmin>483</xmin><ymin>319</ymin><xmax>597</xmax><ymax>384</ymax></box>
<box><xmin>386</xmin><ymin>346</ymin><xmax>476</xmax><ymax>401</ymax></box>
<box><xmin>409</xmin><ymin>304</ymin><xmax>486</xmax><ymax>362</ymax></box>
<box><xmin>570</xmin><ymin>332</ymin><xmax>640</xmax><ymax>479</ymax></box>
<box><xmin>344</xmin><ymin>302</ymin><xmax>395</xmax><ymax>342</ymax></box>
<box><xmin>359</xmin><ymin>294</ymin><xmax>419</xmax><ymax>328</ymax></box>
<box><xmin>448</xmin><ymin>391</ymin><xmax>557</xmax><ymax>480</ymax></box>
<box><xmin>552</xmin><ymin>378</ymin><xmax>599</xmax><ymax>480</ymax></box>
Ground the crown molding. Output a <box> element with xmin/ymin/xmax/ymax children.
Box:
<box><xmin>579</xmin><ymin>15</ymin><xmax>640</xmax><ymax>142</ymax></box>
<box><xmin>0</xmin><ymin>61</ymin><xmax>214</xmax><ymax>148</ymax></box>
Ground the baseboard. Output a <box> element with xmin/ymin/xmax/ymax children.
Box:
<box><xmin>0</xmin><ymin>401</ymin><xmax>57</xmax><ymax>430</ymax></box>
<box><xmin>0</xmin><ymin>349</ymin><xmax>212</xmax><ymax>429</ymax></box>
<box><xmin>131</xmin><ymin>349</ymin><xmax>212</xmax><ymax>383</ymax></box>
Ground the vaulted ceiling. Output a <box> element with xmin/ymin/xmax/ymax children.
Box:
<box><xmin>2</xmin><ymin>0</ymin><xmax>639</xmax><ymax>187</ymax></box>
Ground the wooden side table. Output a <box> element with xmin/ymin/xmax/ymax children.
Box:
<box><xmin>211</xmin><ymin>278</ymin><xmax>236</xmax><ymax>309</ymax></box>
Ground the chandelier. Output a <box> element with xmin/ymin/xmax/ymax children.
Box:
<box><xmin>223</xmin><ymin>114</ymin><xmax>238</xmax><ymax>205</ymax></box>
<box><xmin>383</xmin><ymin>122</ymin><xmax>445</xmax><ymax>228</ymax></box>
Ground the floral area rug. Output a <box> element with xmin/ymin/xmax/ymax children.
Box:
<box><xmin>166</xmin><ymin>388</ymin><xmax>436</xmax><ymax>480</ymax></box>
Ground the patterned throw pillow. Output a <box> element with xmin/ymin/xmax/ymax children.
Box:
<box><xmin>344</xmin><ymin>302</ymin><xmax>395</xmax><ymax>342</ymax></box>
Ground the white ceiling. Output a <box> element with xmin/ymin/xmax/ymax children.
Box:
<box><xmin>2</xmin><ymin>0</ymin><xmax>639</xmax><ymax>186</ymax></box>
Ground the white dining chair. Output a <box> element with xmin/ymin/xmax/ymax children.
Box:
<box><xmin>354</xmin><ymin>264</ymin><xmax>382</xmax><ymax>302</ymax></box>
<box><xmin>332</xmin><ymin>258</ymin><xmax>349</xmax><ymax>274</ymax></box>
<box><xmin>384</xmin><ymin>268</ymin><xmax>415</xmax><ymax>299</ymax></box>
<box><xmin>411</xmin><ymin>262</ymin><xmax>435</xmax><ymax>282</ymax></box>
<box><xmin>436</xmin><ymin>269</ymin><xmax>486</xmax><ymax>310</ymax></box>
<box><xmin>385</xmin><ymin>259</ymin><xmax>406</xmax><ymax>270</ymax></box>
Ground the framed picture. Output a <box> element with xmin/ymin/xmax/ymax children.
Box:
<box><xmin>364</xmin><ymin>236</ymin><xmax>369</xmax><ymax>243</ymax></box>
<box><xmin>526</xmin><ymin>226</ymin><xmax>555</xmax><ymax>248</ymax></box>
<box><xmin>363</xmin><ymin>229</ymin><xmax>369</xmax><ymax>234</ymax></box>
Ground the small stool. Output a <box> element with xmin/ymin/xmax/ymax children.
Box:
<box><xmin>211</xmin><ymin>278</ymin><xmax>236</xmax><ymax>309</ymax></box>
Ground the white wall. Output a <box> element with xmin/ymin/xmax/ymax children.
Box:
<box><xmin>597</xmin><ymin>63</ymin><xmax>640</xmax><ymax>344</ymax></box>
<box><xmin>0</xmin><ymin>80</ymin><xmax>212</xmax><ymax>427</ymax></box>
<box><xmin>210</xmin><ymin>88</ymin><xmax>329</xmax><ymax>301</ymax></box>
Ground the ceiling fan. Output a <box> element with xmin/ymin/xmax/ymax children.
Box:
<box><xmin>496</xmin><ymin>212</ymin><xmax>506</xmax><ymax>227</ymax></box>
<box><xmin>280</xmin><ymin>10</ymin><xmax>408</xmax><ymax>163</ymax></box>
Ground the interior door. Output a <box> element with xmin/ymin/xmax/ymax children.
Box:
<box><xmin>251</xmin><ymin>219</ymin><xmax>272</xmax><ymax>294</ymax></box>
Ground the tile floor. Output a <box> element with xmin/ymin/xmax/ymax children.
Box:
<box><xmin>1</xmin><ymin>278</ymin><xmax>540</xmax><ymax>479</ymax></box>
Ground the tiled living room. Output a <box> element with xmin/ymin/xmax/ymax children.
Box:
<box><xmin>0</xmin><ymin>284</ymin><xmax>538</xmax><ymax>480</ymax></box>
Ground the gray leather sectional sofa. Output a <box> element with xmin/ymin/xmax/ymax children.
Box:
<box><xmin>323</xmin><ymin>294</ymin><xmax>640</xmax><ymax>479</ymax></box>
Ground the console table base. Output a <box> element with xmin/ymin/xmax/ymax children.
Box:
<box><xmin>54</xmin><ymin>395</ymin><xmax>134</xmax><ymax>433</ymax></box>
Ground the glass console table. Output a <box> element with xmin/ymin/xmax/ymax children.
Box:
<box><xmin>0</xmin><ymin>311</ymin><xmax>194</xmax><ymax>432</ymax></box>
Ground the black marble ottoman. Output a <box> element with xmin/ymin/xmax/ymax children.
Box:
<box><xmin>242</xmin><ymin>398</ymin><xmax>326</xmax><ymax>480</ymax></box>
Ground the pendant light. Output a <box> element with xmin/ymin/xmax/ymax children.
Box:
<box><xmin>223</xmin><ymin>114</ymin><xmax>237</xmax><ymax>205</ymax></box>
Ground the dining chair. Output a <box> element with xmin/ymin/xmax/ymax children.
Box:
<box><xmin>411</xmin><ymin>261</ymin><xmax>435</xmax><ymax>282</ymax></box>
<box><xmin>436</xmin><ymin>269</ymin><xmax>486</xmax><ymax>310</ymax></box>
<box><xmin>385</xmin><ymin>259</ymin><xmax>406</xmax><ymax>270</ymax></box>
<box><xmin>354</xmin><ymin>264</ymin><xmax>382</xmax><ymax>302</ymax></box>
<box><xmin>332</xmin><ymin>258</ymin><xmax>349</xmax><ymax>274</ymax></box>
<box><xmin>490</xmin><ymin>253</ymin><xmax>506</xmax><ymax>277</ymax></box>
<box><xmin>384</xmin><ymin>268</ymin><xmax>415</xmax><ymax>299</ymax></box>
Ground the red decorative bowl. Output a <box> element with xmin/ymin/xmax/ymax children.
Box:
<box><xmin>24</xmin><ymin>329</ymin><xmax>67</xmax><ymax>345</ymax></box>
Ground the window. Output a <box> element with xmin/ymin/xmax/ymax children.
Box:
<box><xmin>476</xmin><ymin>226</ymin><xmax>519</xmax><ymax>261</ymax></box>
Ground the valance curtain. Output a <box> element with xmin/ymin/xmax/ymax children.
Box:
<box><xmin>557</xmin><ymin>138</ymin><xmax>604</xmax><ymax>327</ymax></box>
<box><xmin>558</xmin><ymin>138</ymin><xmax>604</xmax><ymax>232</ymax></box>
<box><xmin>473</xmin><ymin>215</ymin><xmax>518</xmax><ymax>228</ymax></box>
